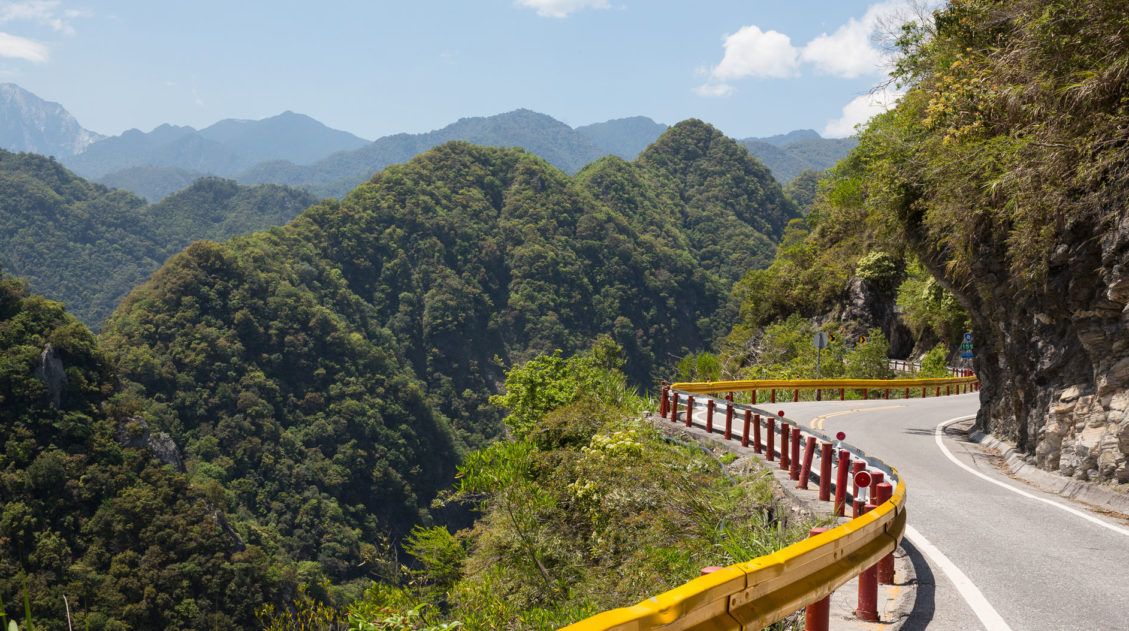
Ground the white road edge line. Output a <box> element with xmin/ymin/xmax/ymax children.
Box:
<box><xmin>903</xmin><ymin>525</ymin><xmax>1013</xmax><ymax>631</ymax></box>
<box><xmin>936</xmin><ymin>415</ymin><xmax>1129</xmax><ymax>538</ymax></box>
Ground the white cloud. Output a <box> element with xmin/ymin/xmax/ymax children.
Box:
<box><xmin>515</xmin><ymin>0</ymin><xmax>609</xmax><ymax>18</ymax></box>
<box><xmin>823</xmin><ymin>84</ymin><xmax>904</xmax><ymax>137</ymax></box>
<box><xmin>0</xmin><ymin>31</ymin><xmax>47</xmax><ymax>62</ymax></box>
<box><xmin>694</xmin><ymin>82</ymin><xmax>734</xmax><ymax>98</ymax></box>
<box><xmin>712</xmin><ymin>25</ymin><xmax>799</xmax><ymax>80</ymax></box>
<box><xmin>800</xmin><ymin>0</ymin><xmax>917</xmax><ymax>78</ymax></box>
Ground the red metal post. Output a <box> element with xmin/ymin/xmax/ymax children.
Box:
<box><xmin>804</xmin><ymin>527</ymin><xmax>831</xmax><ymax>631</ymax></box>
<box><xmin>947</xmin><ymin>385</ymin><xmax>951</xmax><ymax>396</ymax></box>
<box><xmin>869</xmin><ymin>470</ymin><xmax>885</xmax><ymax>502</ymax></box>
<box><xmin>779</xmin><ymin>422</ymin><xmax>791</xmax><ymax>471</ymax></box>
<box><xmin>852</xmin><ymin>498</ymin><xmax>864</xmax><ymax>518</ymax></box>
<box><xmin>904</xmin><ymin>387</ymin><xmax>909</xmax><ymax>399</ymax></box>
<box><xmin>771</xmin><ymin>388</ymin><xmax>776</xmax><ymax>403</ymax></box>
<box><xmin>936</xmin><ymin>387</ymin><xmax>941</xmax><ymax>397</ymax></box>
<box><xmin>818</xmin><ymin>442</ymin><xmax>832</xmax><ymax>501</ymax></box>
<box><xmin>741</xmin><ymin>410</ymin><xmax>751</xmax><ymax>447</ymax></box>
<box><xmin>876</xmin><ymin>481</ymin><xmax>895</xmax><ymax>584</ymax></box>
<box><xmin>670</xmin><ymin>393</ymin><xmax>679</xmax><ymax>421</ymax></box>
<box><xmin>884</xmin><ymin>388</ymin><xmax>889</xmax><ymax>400</ymax></box>
<box><xmin>834</xmin><ymin>449</ymin><xmax>850</xmax><ymax>516</ymax></box>
<box><xmin>751</xmin><ymin>388</ymin><xmax>757</xmax><ymax>404</ymax></box>
<box><xmin>856</xmin><ymin>502</ymin><xmax>880</xmax><ymax>622</ymax></box>
<box><xmin>706</xmin><ymin>399</ymin><xmax>715</xmax><ymax>433</ymax></box>
<box><xmin>753</xmin><ymin>413</ymin><xmax>762</xmax><ymax>453</ymax></box>
<box><xmin>798</xmin><ymin>436</ymin><xmax>816</xmax><ymax>489</ymax></box>
<box><xmin>840</xmin><ymin>387</ymin><xmax>845</xmax><ymax>401</ymax></box>
<box><xmin>725</xmin><ymin>403</ymin><xmax>734</xmax><ymax>440</ymax></box>
<box><xmin>922</xmin><ymin>387</ymin><xmax>927</xmax><ymax>398</ymax></box>
<box><xmin>659</xmin><ymin>384</ymin><xmax>669</xmax><ymax>417</ymax></box>
<box><xmin>726</xmin><ymin>391</ymin><xmax>734</xmax><ymax>402</ymax></box>
<box><xmin>766</xmin><ymin>416</ymin><xmax>775</xmax><ymax>461</ymax></box>
<box><xmin>793</xmin><ymin>388</ymin><xmax>799</xmax><ymax>402</ymax></box>
<box><xmin>863</xmin><ymin>388</ymin><xmax>869</xmax><ymax>400</ymax></box>
<box><xmin>790</xmin><ymin>427</ymin><xmax>802</xmax><ymax>480</ymax></box>
<box><xmin>685</xmin><ymin>396</ymin><xmax>694</xmax><ymax>427</ymax></box>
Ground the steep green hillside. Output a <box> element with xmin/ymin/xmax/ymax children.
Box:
<box><xmin>103</xmin><ymin>121</ymin><xmax>795</xmax><ymax>453</ymax></box>
<box><xmin>0</xmin><ymin>152</ymin><xmax>317</xmax><ymax>326</ymax></box>
<box><xmin>0</xmin><ymin>274</ymin><xmax>289</xmax><ymax>630</ymax></box>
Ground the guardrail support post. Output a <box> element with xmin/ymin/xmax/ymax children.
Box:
<box><xmin>725</xmin><ymin>403</ymin><xmax>734</xmax><ymax>440</ymax></box>
<box><xmin>840</xmin><ymin>387</ymin><xmax>845</xmax><ymax>401</ymax></box>
<box><xmin>804</xmin><ymin>527</ymin><xmax>831</xmax><ymax>631</ymax></box>
<box><xmin>863</xmin><ymin>388</ymin><xmax>869</xmax><ymax>400</ymax></box>
<box><xmin>818</xmin><ymin>442</ymin><xmax>832</xmax><ymax>501</ymax></box>
<box><xmin>869</xmin><ymin>471</ymin><xmax>884</xmax><ymax>502</ymax></box>
<box><xmin>706</xmin><ymin>399</ymin><xmax>715</xmax><ymax>433</ymax></box>
<box><xmin>935</xmin><ymin>386</ymin><xmax>941</xmax><ymax>397</ymax></box>
<box><xmin>884</xmin><ymin>388</ymin><xmax>889</xmax><ymax>400</ymax></box>
<box><xmin>834</xmin><ymin>449</ymin><xmax>850</xmax><ymax>516</ymax></box>
<box><xmin>876</xmin><ymin>481</ymin><xmax>895</xmax><ymax>584</ymax></box>
<box><xmin>685</xmin><ymin>396</ymin><xmax>694</xmax><ymax>427</ymax></box>
<box><xmin>798</xmin><ymin>436</ymin><xmax>816</xmax><ymax>489</ymax></box>
<box><xmin>659</xmin><ymin>383</ymin><xmax>669</xmax><ymax>417</ymax></box>
<box><xmin>771</xmin><ymin>388</ymin><xmax>776</xmax><ymax>404</ymax></box>
<box><xmin>767</xmin><ymin>416</ymin><xmax>775</xmax><ymax>461</ymax></box>
<box><xmin>789</xmin><ymin>427</ymin><xmax>802</xmax><ymax>480</ymax></box>
<box><xmin>947</xmin><ymin>385</ymin><xmax>951</xmax><ymax>396</ymax></box>
<box><xmin>670</xmin><ymin>393</ymin><xmax>679</xmax><ymax>421</ymax></box>
<box><xmin>754</xmin><ymin>413</ymin><xmax>762</xmax><ymax>453</ymax></box>
<box><xmin>779</xmin><ymin>422</ymin><xmax>791</xmax><ymax>471</ymax></box>
<box><xmin>793</xmin><ymin>388</ymin><xmax>799</xmax><ymax>402</ymax></box>
<box><xmin>741</xmin><ymin>410</ymin><xmax>751</xmax><ymax>447</ymax></box>
<box><xmin>856</xmin><ymin>502</ymin><xmax>880</xmax><ymax>622</ymax></box>
<box><xmin>751</xmin><ymin>388</ymin><xmax>757</xmax><ymax>404</ymax></box>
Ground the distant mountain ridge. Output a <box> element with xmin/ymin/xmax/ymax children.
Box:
<box><xmin>739</xmin><ymin>130</ymin><xmax>857</xmax><ymax>183</ymax></box>
<box><xmin>0</xmin><ymin>83</ymin><xmax>104</xmax><ymax>157</ymax></box>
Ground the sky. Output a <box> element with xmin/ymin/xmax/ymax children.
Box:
<box><xmin>0</xmin><ymin>0</ymin><xmax>929</xmax><ymax>140</ymax></box>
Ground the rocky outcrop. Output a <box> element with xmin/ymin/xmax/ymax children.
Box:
<box><xmin>912</xmin><ymin>208</ymin><xmax>1129</xmax><ymax>488</ymax></box>
<box><xmin>115</xmin><ymin>416</ymin><xmax>185</xmax><ymax>471</ymax></box>
<box><xmin>36</xmin><ymin>343</ymin><xmax>67</xmax><ymax>408</ymax></box>
<box><xmin>836</xmin><ymin>276</ymin><xmax>915</xmax><ymax>358</ymax></box>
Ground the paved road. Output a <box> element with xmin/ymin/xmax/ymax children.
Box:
<box><xmin>757</xmin><ymin>394</ymin><xmax>1129</xmax><ymax>631</ymax></box>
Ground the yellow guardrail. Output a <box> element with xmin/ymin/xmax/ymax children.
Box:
<box><xmin>671</xmin><ymin>376</ymin><xmax>977</xmax><ymax>395</ymax></box>
<box><xmin>564</xmin><ymin>378</ymin><xmax>918</xmax><ymax>631</ymax></box>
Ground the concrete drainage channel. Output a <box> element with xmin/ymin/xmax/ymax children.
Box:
<box><xmin>657</xmin><ymin>393</ymin><xmax>918</xmax><ymax>630</ymax></box>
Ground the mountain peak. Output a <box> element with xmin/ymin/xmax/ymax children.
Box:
<box><xmin>0</xmin><ymin>83</ymin><xmax>104</xmax><ymax>156</ymax></box>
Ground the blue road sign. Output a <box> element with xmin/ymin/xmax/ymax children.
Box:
<box><xmin>961</xmin><ymin>351</ymin><xmax>974</xmax><ymax>359</ymax></box>
<box><xmin>963</xmin><ymin>332</ymin><xmax>973</xmax><ymax>343</ymax></box>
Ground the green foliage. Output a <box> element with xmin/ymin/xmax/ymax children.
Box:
<box><xmin>855</xmin><ymin>251</ymin><xmax>901</xmax><ymax>289</ymax></box>
<box><xmin>675</xmin><ymin>351</ymin><xmax>722</xmax><ymax>383</ymax></box>
<box><xmin>844</xmin><ymin>329</ymin><xmax>891</xmax><ymax>379</ymax></box>
<box><xmin>782</xmin><ymin>169</ymin><xmax>823</xmax><ymax>215</ymax></box>
<box><xmin>896</xmin><ymin>260</ymin><xmax>968</xmax><ymax>345</ymax></box>
<box><xmin>0</xmin><ymin>152</ymin><xmax>317</xmax><ymax>327</ymax></box>
<box><xmin>0</xmin><ymin>274</ymin><xmax>288</xmax><ymax>630</ymax></box>
<box><xmin>919</xmin><ymin>343</ymin><xmax>951</xmax><ymax>378</ymax></box>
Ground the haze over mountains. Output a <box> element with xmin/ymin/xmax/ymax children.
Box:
<box><xmin>0</xmin><ymin>83</ymin><xmax>854</xmax><ymax>202</ymax></box>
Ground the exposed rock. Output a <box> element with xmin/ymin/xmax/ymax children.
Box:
<box><xmin>36</xmin><ymin>343</ymin><xmax>67</xmax><ymax>408</ymax></box>
<box><xmin>837</xmin><ymin>276</ymin><xmax>915</xmax><ymax>358</ymax></box>
<box><xmin>115</xmin><ymin>416</ymin><xmax>185</xmax><ymax>471</ymax></box>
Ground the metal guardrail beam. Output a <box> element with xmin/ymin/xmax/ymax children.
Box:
<box><xmin>564</xmin><ymin>378</ymin><xmax>917</xmax><ymax>631</ymax></box>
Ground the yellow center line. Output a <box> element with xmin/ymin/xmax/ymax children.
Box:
<box><xmin>810</xmin><ymin>404</ymin><xmax>905</xmax><ymax>430</ymax></box>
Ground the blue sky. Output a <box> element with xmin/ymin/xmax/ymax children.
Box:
<box><xmin>0</xmin><ymin>0</ymin><xmax>925</xmax><ymax>140</ymax></box>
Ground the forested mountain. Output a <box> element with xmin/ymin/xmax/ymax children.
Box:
<box><xmin>96</xmin><ymin>122</ymin><xmax>794</xmax><ymax>592</ymax></box>
<box><xmin>740</xmin><ymin>130</ymin><xmax>857</xmax><ymax>183</ymax></box>
<box><xmin>575</xmin><ymin>116</ymin><xmax>668</xmax><ymax>159</ymax></box>
<box><xmin>63</xmin><ymin>112</ymin><xmax>368</xmax><ymax>180</ymax></box>
<box><xmin>0</xmin><ymin>150</ymin><xmax>316</xmax><ymax>325</ymax></box>
<box><xmin>0</xmin><ymin>83</ymin><xmax>103</xmax><ymax>157</ymax></box>
<box><xmin>0</xmin><ymin>274</ymin><xmax>290</xmax><ymax>629</ymax></box>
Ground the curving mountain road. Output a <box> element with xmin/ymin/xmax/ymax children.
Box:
<box><xmin>766</xmin><ymin>394</ymin><xmax>1129</xmax><ymax>631</ymax></box>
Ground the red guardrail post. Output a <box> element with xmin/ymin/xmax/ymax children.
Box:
<box><xmin>863</xmin><ymin>388</ymin><xmax>869</xmax><ymax>400</ymax></box>
<box><xmin>659</xmin><ymin>383</ymin><xmax>669</xmax><ymax>417</ymax></box>
<box><xmin>670</xmin><ymin>392</ymin><xmax>679</xmax><ymax>421</ymax></box>
<box><xmin>725</xmin><ymin>403</ymin><xmax>734</xmax><ymax>440</ymax></box>
<box><xmin>834</xmin><ymin>449</ymin><xmax>850</xmax><ymax>516</ymax></box>
<box><xmin>876</xmin><ymin>481</ymin><xmax>895</xmax><ymax>585</ymax></box>
<box><xmin>883</xmin><ymin>388</ymin><xmax>889</xmax><ymax>400</ymax></box>
<box><xmin>706</xmin><ymin>399</ymin><xmax>715</xmax><ymax>433</ymax></box>
<box><xmin>766</xmin><ymin>415</ymin><xmax>776</xmax><ymax>461</ymax></box>
<box><xmin>935</xmin><ymin>386</ymin><xmax>941</xmax><ymax>397</ymax></box>
<box><xmin>741</xmin><ymin>410</ymin><xmax>751</xmax><ymax>447</ymax></box>
<box><xmin>904</xmin><ymin>386</ymin><xmax>909</xmax><ymax>399</ymax></box>
<box><xmin>804</xmin><ymin>527</ymin><xmax>831</xmax><ymax>631</ymax></box>
<box><xmin>818</xmin><ymin>442</ymin><xmax>832</xmax><ymax>501</ymax></box>
<box><xmin>840</xmin><ymin>387</ymin><xmax>845</xmax><ymax>401</ymax></box>
<box><xmin>771</xmin><ymin>388</ymin><xmax>776</xmax><ymax>403</ymax></box>
<box><xmin>869</xmin><ymin>471</ymin><xmax>884</xmax><ymax>502</ymax></box>
<box><xmin>779</xmin><ymin>421</ymin><xmax>791</xmax><ymax>471</ymax></box>
<box><xmin>726</xmin><ymin>391</ymin><xmax>734</xmax><ymax>402</ymax></box>
<box><xmin>793</xmin><ymin>388</ymin><xmax>799</xmax><ymax>402</ymax></box>
<box><xmin>856</xmin><ymin>501</ymin><xmax>880</xmax><ymax>622</ymax></box>
<box><xmin>789</xmin><ymin>427</ymin><xmax>801</xmax><ymax>480</ymax></box>
<box><xmin>685</xmin><ymin>396</ymin><xmax>694</xmax><ymax>427</ymax></box>
<box><xmin>751</xmin><ymin>388</ymin><xmax>757</xmax><ymax>404</ymax></box>
<box><xmin>798</xmin><ymin>436</ymin><xmax>816</xmax><ymax>489</ymax></box>
<box><xmin>753</xmin><ymin>413</ymin><xmax>762</xmax><ymax>453</ymax></box>
<box><xmin>946</xmin><ymin>385</ymin><xmax>951</xmax><ymax>396</ymax></box>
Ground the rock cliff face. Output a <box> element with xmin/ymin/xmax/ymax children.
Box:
<box><xmin>835</xmin><ymin>276</ymin><xmax>914</xmax><ymax>359</ymax></box>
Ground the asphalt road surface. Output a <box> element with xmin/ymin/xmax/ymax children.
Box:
<box><xmin>761</xmin><ymin>393</ymin><xmax>1129</xmax><ymax>631</ymax></box>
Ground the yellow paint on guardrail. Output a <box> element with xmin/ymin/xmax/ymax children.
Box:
<box><xmin>564</xmin><ymin>378</ymin><xmax>915</xmax><ymax>631</ymax></box>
